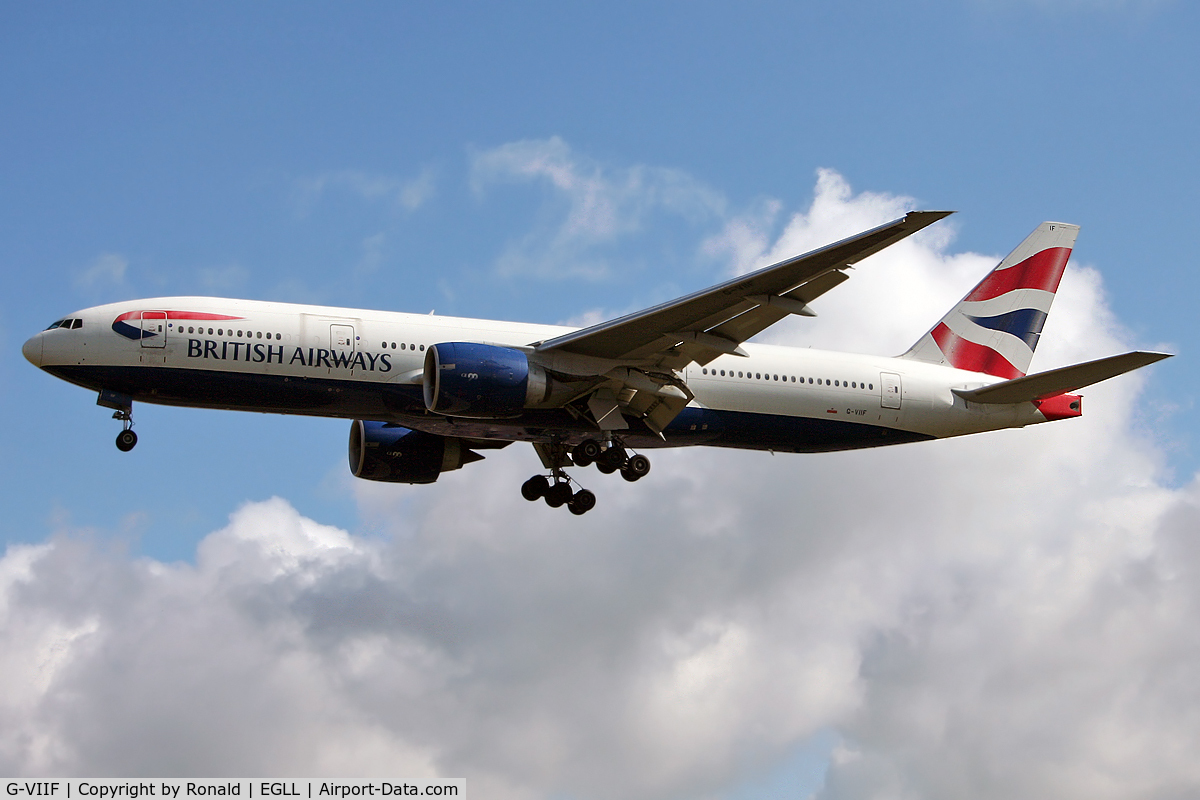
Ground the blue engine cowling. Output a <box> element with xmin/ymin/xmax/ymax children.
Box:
<box><xmin>348</xmin><ymin>420</ymin><xmax>482</xmax><ymax>484</ymax></box>
<box><xmin>424</xmin><ymin>342</ymin><xmax>538</xmax><ymax>418</ymax></box>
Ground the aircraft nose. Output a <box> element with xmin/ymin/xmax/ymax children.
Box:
<box><xmin>22</xmin><ymin>333</ymin><xmax>43</xmax><ymax>367</ymax></box>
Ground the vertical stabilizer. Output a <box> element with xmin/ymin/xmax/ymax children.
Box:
<box><xmin>902</xmin><ymin>221</ymin><xmax>1079</xmax><ymax>378</ymax></box>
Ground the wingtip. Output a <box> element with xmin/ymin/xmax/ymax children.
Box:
<box><xmin>900</xmin><ymin>210</ymin><xmax>955</xmax><ymax>229</ymax></box>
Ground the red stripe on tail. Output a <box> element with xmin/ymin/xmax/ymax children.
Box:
<box><xmin>963</xmin><ymin>247</ymin><xmax>1072</xmax><ymax>302</ymax></box>
<box><xmin>931</xmin><ymin>323</ymin><xmax>1023</xmax><ymax>379</ymax></box>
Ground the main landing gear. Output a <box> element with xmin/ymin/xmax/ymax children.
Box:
<box><xmin>570</xmin><ymin>438</ymin><xmax>651</xmax><ymax>483</ymax></box>
<box><xmin>520</xmin><ymin>437</ymin><xmax>650</xmax><ymax>514</ymax></box>
<box><xmin>521</xmin><ymin>473</ymin><xmax>597</xmax><ymax>515</ymax></box>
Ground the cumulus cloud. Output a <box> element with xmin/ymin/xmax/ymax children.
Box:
<box><xmin>470</xmin><ymin>136</ymin><xmax>726</xmax><ymax>280</ymax></box>
<box><xmin>2</xmin><ymin>166</ymin><xmax>1190</xmax><ymax>800</ymax></box>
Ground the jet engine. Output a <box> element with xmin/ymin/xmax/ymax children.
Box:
<box><xmin>348</xmin><ymin>420</ymin><xmax>484</xmax><ymax>484</ymax></box>
<box><xmin>423</xmin><ymin>342</ymin><xmax>574</xmax><ymax>418</ymax></box>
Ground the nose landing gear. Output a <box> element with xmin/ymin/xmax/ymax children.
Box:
<box><xmin>98</xmin><ymin>390</ymin><xmax>138</xmax><ymax>452</ymax></box>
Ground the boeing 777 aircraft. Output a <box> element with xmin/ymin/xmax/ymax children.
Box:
<box><xmin>23</xmin><ymin>213</ymin><xmax>1170</xmax><ymax>514</ymax></box>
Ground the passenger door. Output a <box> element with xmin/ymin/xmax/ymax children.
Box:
<box><xmin>140</xmin><ymin>311</ymin><xmax>166</xmax><ymax>348</ymax></box>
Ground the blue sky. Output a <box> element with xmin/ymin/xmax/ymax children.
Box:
<box><xmin>2</xmin><ymin>3</ymin><xmax>1198</xmax><ymax>798</ymax></box>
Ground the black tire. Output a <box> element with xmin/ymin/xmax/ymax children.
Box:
<box><xmin>115</xmin><ymin>429</ymin><xmax>138</xmax><ymax>452</ymax></box>
<box><xmin>569</xmin><ymin>489</ymin><xmax>596</xmax><ymax>514</ymax></box>
<box><xmin>600</xmin><ymin>447</ymin><xmax>627</xmax><ymax>470</ymax></box>
<box><xmin>545</xmin><ymin>482</ymin><xmax>572</xmax><ymax>508</ymax></box>
<box><xmin>521</xmin><ymin>475</ymin><xmax>549</xmax><ymax>501</ymax></box>
<box><xmin>621</xmin><ymin>465</ymin><xmax>639</xmax><ymax>482</ymax></box>
<box><xmin>596</xmin><ymin>461</ymin><xmax>617</xmax><ymax>475</ymax></box>
<box><xmin>573</xmin><ymin>439</ymin><xmax>601</xmax><ymax>466</ymax></box>
<box><xmin>626</xmin><ymin>454</ymin><xmax>651</xmax><ymax>478</ymax></box>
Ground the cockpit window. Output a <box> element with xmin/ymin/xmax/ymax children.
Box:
<box><xmin>71</xmin><ymin>318</ymin><xmax>83</xmax><ymax>329</ymax></box>
<box><xmin>45</xmin><ymin>319</ymin><xmax>66</xmax><ymax>330</ymax></box>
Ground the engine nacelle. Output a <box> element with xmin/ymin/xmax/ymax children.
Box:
<box><xmin>423</xmin><ymin>342</ymin><xmax>571</xmax><ymax>418</ymax></box>
<box><xmin>348</xmin><ymin>420</ymin><xmax>481</xmax><ymax>484</ymax></box>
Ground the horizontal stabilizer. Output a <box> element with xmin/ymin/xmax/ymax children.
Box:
<box><xmin>952</xmin><ymin>351</ymin><xmax>1172</xmax><ymax>404</ymax></box>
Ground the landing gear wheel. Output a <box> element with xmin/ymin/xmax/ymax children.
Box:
<box><xmin>544</xmin><ymin>482</ymin><xmax>573</xmax><ymax>508</ymax></box>
<box><xmin>622</xmin><ymin>454</ymin><xmax>651</xmax><ymax>481</ymax></box>
<box><xmin>521</xmin><ymin>475</ymin><xmax>550</xmax><ymax>501</ymax></box>
<box><xmin>567</xmin><ymin>489</ymin><xmax>596</xmax><ymax>515</ymax></box>
<box><xmin>600</xmin><ymin>446</ymin><xmax>627</xmax><ymax>470</ymax></box>
<box><xmin>115</xmin><ymin>429</ymin><xmax>138</xmax><ymax>452</ymax></box>
<box><xmin>572</xmin><ymin>439</ymin><xmax>601</xmax><ymax>467</ymax></box>
<box><xmin>596</xmin><ymin>461</ymin><xmax>618</xmax><ymax>475</ymax></box>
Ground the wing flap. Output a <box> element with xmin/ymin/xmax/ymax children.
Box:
<box><xmin>536</xmin><ymin>210</ymin><xmax>952</xmax><ymax>361</ymax></box>
<box><xmin>705</xmin><ymin>270</ymin><xmax>851</xmax><ymax>347</ymax></box>
<box><xmin>952</xmin><ymin>351</ymin><xmax>1171</xmax><ymax>404</ymax></box>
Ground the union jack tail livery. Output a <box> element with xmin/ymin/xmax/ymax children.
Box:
<box><xmin>902</xmin><ymin>221</ymin><xmax>1080</xmax><ymax>378</ymax></box>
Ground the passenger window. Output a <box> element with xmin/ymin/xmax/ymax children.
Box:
<box><xmin>420</xmin><ymin>345</ymin><xmax>425</xmax><ymax>351</ymax></box>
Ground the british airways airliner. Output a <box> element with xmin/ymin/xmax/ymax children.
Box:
<box><xmin>23</xmin><ymin>213</ymin><xmax>1169</xmax><ymax>514</ymax></box>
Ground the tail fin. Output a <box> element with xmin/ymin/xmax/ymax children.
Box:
<box><xmin>902</xmin><ymin>221</ymin><xmax>1080</xmax><ymax>378</ymax></box>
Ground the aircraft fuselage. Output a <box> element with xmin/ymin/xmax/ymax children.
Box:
<box><xmin>24</xmin><ymin>296</ymin><xmax>1052</xmax><ymax>454</ymax></box>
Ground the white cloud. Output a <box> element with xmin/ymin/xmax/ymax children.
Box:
<box><xmin>296</xmin><ymin>168</ymin><xmax>437</xmax><ymax>215</ymax></box>
<box><xmin>2</xmin><ymin>166</ymin><xmax>1191</xmax><ymax>800</ymax></box>
<box><xmin>470</xmin><ymin>136</ymin><xmax>726</xmax><ymax>279</ymax></box>
<box><xmin>74</xmin><ymin>253</ymin><xmax>128</xmax><ymax>289</ymax></box>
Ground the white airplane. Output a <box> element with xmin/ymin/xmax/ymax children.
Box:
<box><xmin>23</xmin><ymin>212</ymin><xmax>1169</xmax><ymax>514</ymax></box>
